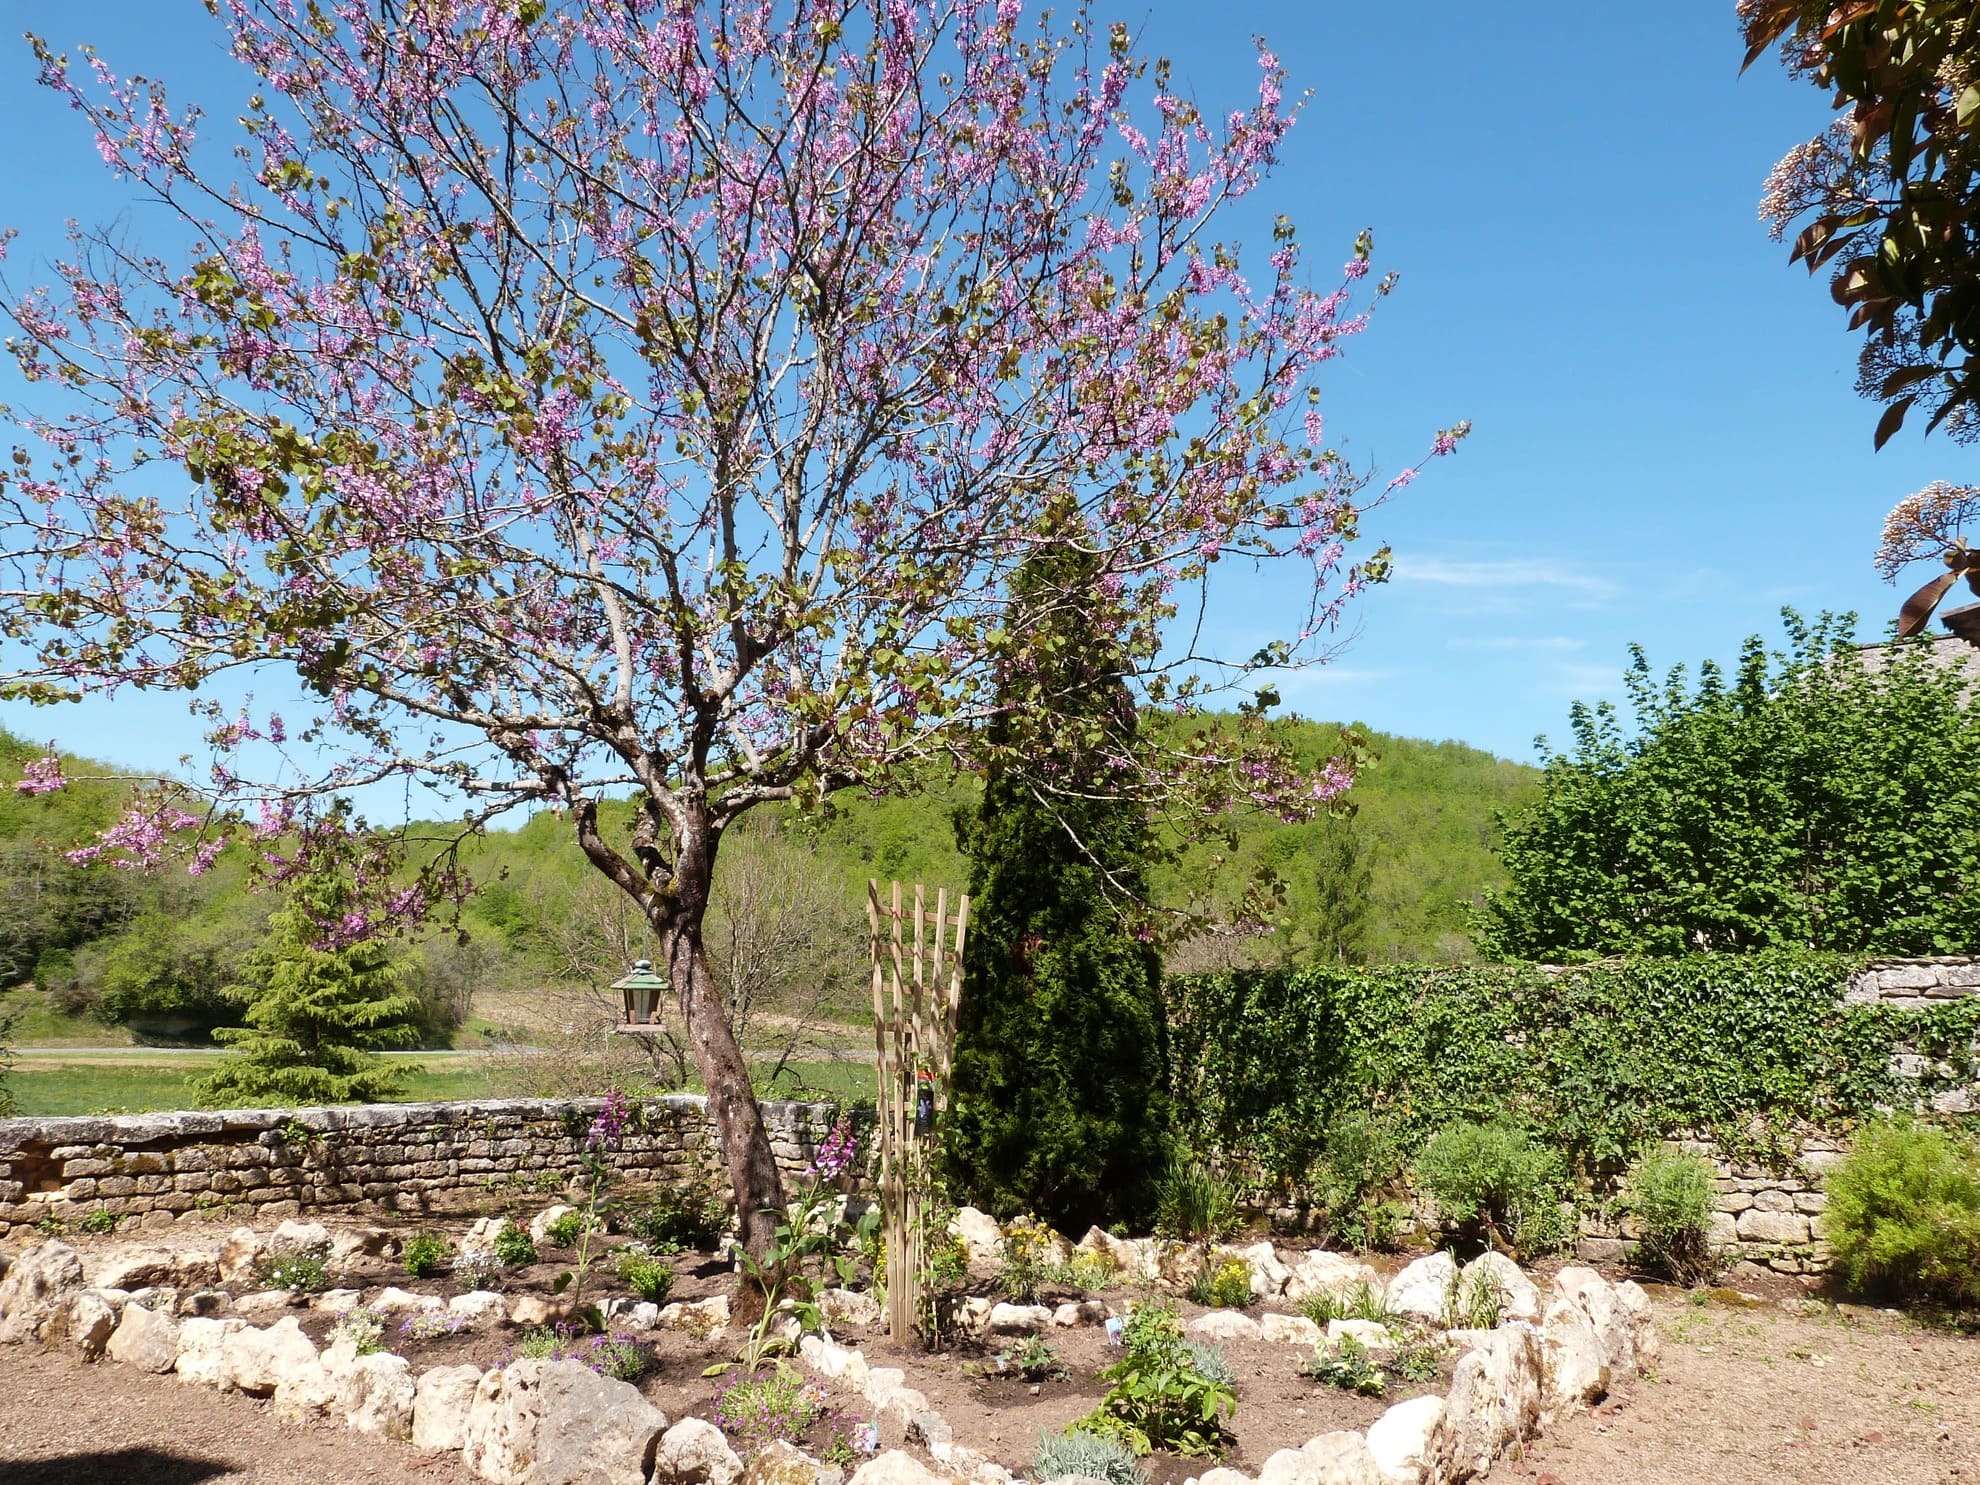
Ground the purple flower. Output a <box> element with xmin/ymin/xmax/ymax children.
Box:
<box><xmin>587</xmin><ymin>1089</ymin><xmax>633</xmax><ymax>1154</ymax></box>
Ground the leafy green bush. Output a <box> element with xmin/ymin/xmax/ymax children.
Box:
<box><xmin>1824</xmin><ymin>1120</ymin><xmax>1980</xmax><ymax>1306</ymax></box>
<box><xmin>1184</xmin><ymin>1257</ymin><xmax>1252</xmax><ymax>1311</ymax></box>
<box><xmin>492</xmin><ymin>1221</ymin><xmax>539</xmax><ymax>1268</ymax></box>
<box><xmin>1297</xmin><ymin>1277</ymin><xmax>1397</xmax><ymax>1329</ymax></box>
<box><xmin>615</xmin><ymin>1250</ymin><xmax>676</xmax><ymax>1305</ymax></box>
<box><xmin>1306</xmin><ymin>1335</ymin><xmax>1385</xmax><ymax>1396</ymax></box>
<box><xmin>711</xmin><ymin>1367</ymin><xmax>825</xmax><ymax>1457</ymax></box>
<box><xmin>999</xmin><ymin>1335</ymin><xmax>1066</xmax><ymax>1382</ymax></box>
<box><xmin>403</xmin><ymin>1231</ymin><xmax>453</xmax><ymax>1280</ymax></box>
<box><xmin>1155</xmin><ymin>1160</ymin><xmax>1240</xmax><ymax>1245</ymax></box>
<box><xmin>1416</xmin><ymin>1122</ymin><xmax>1571</xmax><ymax>1258</ymax></box>
<box><xmin>1180</xmin><ymin>1339</ymin><xmax>1233</xmax><ymax>1388</ymax></box>
<box><xmin>584</xmin><ymin>1333</ymin><xmax>657</xmax><ymax>1383</ymax></box>
<box><xmin>518</xmin><ymin>1324</ymin><xmax>572</xmax><ymax>1360</ymax></box>
<box><xmin>1032</xmin><ymin>1428</ymin><xmax>1148</xmax><ymax>1485</ymax></box>
<box><xmin>1042</xmin><ymin>1253</ymin><xmax>1119</xmax><ymax>1294</ymax></box>
<box><xmin>78</xmin><ymin>1207</ymin><xmax>117</xmax><ymax>1235</ymax></box>
<box><xmin>1309</xmin><ymin>1109</ymin><xmax>1408</xmax><ymax>1252</ymax></box>
<box><xmin>1442</xmin><ymin>1268</ymin><xmax>1502</xmax><ymax>1330</ymax></box>
<box><xmin>626</xmin><ymin>1179</ymin><xmax>728</xmax><ymax>1251</ymax></box>
<box><xmin>1621</xmin><ymin>1147</ymin><xmax>1718</xmax><ymax>1283</ymax></box>
<box><xmin>1079</xmin><ymin>1301</ymin><xmax>1236</xmax><ymax>1458</ymax></box>
<box><xmin>256</xmin><ymin>1253</ymin><xmax>329</xmax><ymax>1295</ymax></box>
<box><xmin>543</xmin><ymin>1210</ymin><xmax>589</xmax><ymax>1248</ymax></box>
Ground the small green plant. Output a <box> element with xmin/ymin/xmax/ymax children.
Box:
<box><xmin>585</xmin><ymin>1332</ymin><xmax>658</xmax><ymax>1382</ymax></box>
<box><xmin>1443</xmin><ymin>1268</ymin><xmax>1503</xmax><ymax>1331</ymax></box>
<box><xmin>1416</xmin><ymin>1121</ymin><xmax>1572</xmax><ymax>1258</ymax></box>
<box><xmin>627</xmin><ymin>1177</ymin><xmax>728</xmax><ymax>1251</ymax></box>
<box><xmin>1043</xmin><ymin>1252</ymin><xmax>1118</xmax><ymax>1294</ymax></box>
<box><xmin>77</xmin><ymin>1207</ymin><xmax>118</xmax><ymax>1235</ymax></box>
<box><xmin>999</xmin><ymin>1335</ymin><xmax>1067</xmax><ymax>1382</ymax></box>
<box><xmin>1391</xmin><ymin>1338</ymin><xmax>1441</xmax><ymax>1384</ymax></box>
<box><xmin>710</xmin><ymin>1366</ymin><xmax>828</xmax><ymax>1456</ymax></box>
<box><xmin>256</xmin><ymin>1253</ymin><xmax>329</xmax><ymax>1295</ymax></box>
<box><xmin>1620</xmin><ymin>1146</ymin><xmax>1719</xmax><ymax>1284</ymax></box>
<box><xmin>455</xmin><ymin>1246</ymin><xmax>504</xmax><ymax>1291</ymax></box>
<box><xmin>1155</xmin><ymin>1159</ymin><xmax>1240</xmax><ymax>1244</ymax></box>
<box><xmin>400</xmin><ymin>1309</ymin><xmax>473</xmax><ymax>1343</ymax></box>
<box><xmin>1306</xmin><ymin>1335</ymin><xmax>1386</xmax><ymax>1397</ymax></box>
<box><xmin>615</xmin><ymin>1249</ymin><xmax>677</xmax><ymax>1305</ymax></box>
<box><xmin>544</xmin><ymin>1209</ymin><xmax>590</xmax><ymax>1248</ymax></box>
<box><xmin>403</xmin><ymin>1231</ymin><xmax>453</xmax><ymax>1280</ymax></box>
<box><xmin>1180</xmin><ymin>1339</ymin><xmax>1234</xmax><ymax>1388</ymax></box>
<box><xmin>1297</xmin><ymin>1277</ymin><xmax>1397</xmax><ymax>1329</ymax></box>
<box><xmin>518</xmin><ymin>1324</ymin><xmax>574</xmax><ymax>1360</ymax></box>
<box><xmin>997</xmin><ymin>1216</ymin><xmax>1056</xmax><ymax>1303</ymax></box>
<box><xmin>1032</xmin><ymin>1427</ymin><xmax>1148</xmax><ymax>1485</ymax></box>
<box><xmin>1310</xmin><ymin>1108</ymin><xmax>1409</xmax><ymax>1252</ymax></box>
<box><xmin>492</xmin><ymin>1221</ymin><xmax>539</xmax><ymax>1268</ymax></box>
<box><xmin>1185</xmin><ymin>1256</ymin><xmax>1253</xmax><ymax>1310</ymax></box>
<box><xmin>328</xmin><ymin>1307</ymin><xmax>387</xmax><ymax>1356</ymax></box>
<box><xmin>1823</xmin><ymin>1119</ymin><xmax>1980</xmax><ymax>1307</ymax></box>
<box><xmin>1079</xmin><ymin>1301</ymin><xmax>1236</xmax><ymax>1458</ymax></box>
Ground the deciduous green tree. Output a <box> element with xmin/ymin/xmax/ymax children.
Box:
<box><xmin>944</xmin><ymin>544</ymin><xmax>1171</xmax><ymax>1233</ymax></box>
<box><xmin>1478</xmin><ymin>612</ymin><xmax>1980</xmax><ymax>959</ymax></box>
<box><xmin>194</xmin><ymin>869</ymin><xmax>425</xmax><ymax>1107</ymax></box>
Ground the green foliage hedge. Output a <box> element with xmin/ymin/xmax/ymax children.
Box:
<box><xmin>1166</xmin><ymin>951</ymin><xmax>1980</xmax><ymax>1194</ymax></box>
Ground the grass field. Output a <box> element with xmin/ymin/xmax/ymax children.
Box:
<box><xmin>2</xmin><ymin>1056</ymin><xmax>877</xmax><ymax>1116</ymax></box>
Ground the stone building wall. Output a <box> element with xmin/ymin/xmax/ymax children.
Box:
<box><xmin>0</xmin><ymin>1095</ymin><xmax>839</xmax><ymax>1238</ymax></box>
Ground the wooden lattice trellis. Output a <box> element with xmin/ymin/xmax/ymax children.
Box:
<box><xmin>867</xmin><ymin>878</ymin><xmax>969</xmax><ymax>1343</ymax></box>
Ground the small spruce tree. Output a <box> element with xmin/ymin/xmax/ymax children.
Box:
<box><xmin>194</xmin><ymin>868</ymin><xmax>424</xmax><ymax>1107</ymax></box>
<box><xmin>943</xmin><ymin>544</ymin><xmax>1171</xmax><ymax>1233</ymax></box>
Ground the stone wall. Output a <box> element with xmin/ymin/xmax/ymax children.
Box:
<box><xmin>0</xmin><ymin>1095</ymin><xmax>839</xmax><ymax>1238</ymax></box>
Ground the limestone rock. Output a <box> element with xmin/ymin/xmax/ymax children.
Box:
<box><xmin>1536</xmin><ymin>1299</ymin><xmax>1609</xmax><ymax>1425</ymax></box>
<box><xmin>799</xmin><ymin>1335</ymin><xmax>869</xmax><ymax>1388</ymax></box>
<box><xmin>1549</xmin><ymin>1267</ymin><xmax>1635</xmax><ymax>1373</ymax></box>
<box><xmin>820</xmin><ymin>1287</ymin><xmax>883</xmax><ymax>1330</ymax></box>
<box><xmin>273</xmin><ymin>1339</ymin><xmax>360</xmax><ymax>1422</ymax></box>
<box><xmin>461</xmin><ymin>1357</ymin><xmax>669</xmax><ymax>1485</ymax></box>
<box><xmin>1051</xmin><ymin>1300</ymin><xmax>1109</xmax><ymax>1329</ymax></box>
<box><xmin>234</xmin><ymin>1289</ymin><xmax>299</xmax><ymax>1317</ymax></box>
<box><xmin>1238</xmin><ymin>1242</ymin><xmax>1292</xmax><ymax>1299</ymax></box>
<box><xmin>67</xmin><ymin>1290</ymin><xmax>121</xmax><ymax>1360</ymax></box>
<box><xmin>1194</xmin><ymin>1470</ymin><xmax>1254</xmax><ymax>1485</ymax></box>
<box><xmin>222</xmin><ymin>1316</ymin><xmax>319</xmax><ymax>1396</ymax></box>
<box><xmin>511</xmin><ymin>1294</ymin><xmax>562</xmax><ymax>1328</ymax></box>
<box><xmin>316</xmin><ymin>1289</ymin><xmax>365</xmax><ymax>1315</ymax></box>
<box><xmin>339</xmin><ymin>1351</ymin><xmax>416</xmax><ymax>1437</ymax></box>
<box><xmin>1073</xmin><ymin>1228</ymin><xmax>1154</xmax><ymax>1282</ymax></box>
<box><xmin>180</xmin><ymin>1289</ymin><xmax>229</xmax><ymax>1318</ymax></box>
<box><xmin>862</xmin><ymin>1365</ymin><xmax>908</xmax><ymax>1409</ymax></box>
<box><xmin>413</xmin><ymin>1363</ymin><xmax>485</xmax><ymax>1451</ymax></box>
<box><xmin>529</xmin><ymin>1205</ymin><xmax>579</xmax><ymax>1245</ymax></box>
<box><xmin>653</xmin><ymin>1417</ymin><xmax>745</xmax><ymax>1485</ymax></box>
<box><xmin>949</xmin><ymin>1207</ymin><xmax>1004</xmax><ymax>1266</ymax></box>
<box><xmin>955</xmin><ymin>1297</ymin><xmax>992</xmax><ymax>1334</ymax></box>
<box><xmin>217</xmin><ymin>1227</ymin><xmax>265</xmax><ymax>1284</ymax></box>
<box><xmin>1257</xmin><ymin>1433</ymin><xmax>1384</xmax><ymax>1485</ymax></box>
<box><xmin>107</xmin><ymin>1302</ymin><xmax>181</xmax><ymax>1373</ymax></box>
<box><xmin>1260</xmin><ymin>1313</ymin><xmax>1322</xmax><ymax>1347</ymax></box>
<box><xmin>1385</xmin><ymin>1253</ymin><xmax>1456</xmax><ymax>1323</ymax></box>
<box><xmin>450</xmin><ymin>1290</ymin><xmax>511</xmax><ymax>1326</ymax></box>
<box><xmin>657</xmin><ymin>1295</ymin><xmax>730</xmax><ymax>1333</ymax></box>
<box><xmin>1421</xmin><ymin>1324</ymin><xmax>1542</xmax><ymax>1484</ymax></box>
<box><xmin>927</xmin><ymin>1442</ymin><xmax>1014</xmax><ymax>1485</ymax></box>
<box><xmin>848</xmin><ymin>1450</ymin><xmax>965</xmax><ymax>1485</ymax></box>
<box><xmin>603</xmin><ymin>1299</ymin><xmax>661</xmax><ymax>1331</ymax></box>
<box><xmin>1187</xmin><ymin>1309</ymin><xmax>1262</xmax><ymax>1342</ymax></box>
<box><xmin>1612</xmin><ymin>1280</ymin><xmax>1659</xmax><ymax>1369</ymax></box>
<box><xmin>270</xmin><ymin>1220</ymin><xmax>332</xmax><ymax>1257</ymax></box>
<box><xmin>746</xmin><ymin>1439</ymin><xmax>831</xmax><ymax>1485</ymax></box>
<box><xmin>373</xmin><ymin>1285</ymin><xmax>442</xmax><ymax>1313</ymax></box>
<box><xmin>95</xmin><ymin>1245</ymin><xmax>213</xmax><ymax>1294</ymax></box>
<box><xmin>0</xmin><ymin>1241</ymin><xmax>86</xmax><ymax>1344</ymax></box>
<box><xmin>174</xmin><ymin>1316</ymin><xmax>248</xmax><ymax>1389</ymax></box>
<box><xmin>986</xmin><ymin>1302</ymin><xmax>1052</xmax><ymax>1335</ymax></box>
<box><xmin>330</xmin><ymin>1227</ymin><xmax>397</xmax><ymax>1264</ymax></box>
<box><xmin>1458</xmin><ymin>1252</ymin><xmax>1540</xmax><ymax>1324</ymax></box>
<box><xmin>1283</xmin><ymin>1251</ymin><xmax>1380</xmax><ymax>1304</ymax></box>
<box><xmin>1365</xmin><ymin>1395</ymin><xmax>1442</xmax><ymax>1485</ymax></box>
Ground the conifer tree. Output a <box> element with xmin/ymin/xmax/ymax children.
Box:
<box><xmin>943</xmin><ymin>545</ymin><xmax>1171</xmax><ymax>1234</ymax></box>
<box><xmin>194</xmin><ymin>869</ymin><xmax>423</xmax><ymax>1107</ymax></box>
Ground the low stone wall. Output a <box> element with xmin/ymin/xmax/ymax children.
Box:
<box><xmin>0</xmin><ymin>1095</ymin><xmax>839</xmax><ymax>1238</ymax></box>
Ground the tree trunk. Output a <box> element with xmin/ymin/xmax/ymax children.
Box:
<box><xmin>655</xmin><ymin>901</ymin><xmax>787</xmax><ymax>1264</ymax></box>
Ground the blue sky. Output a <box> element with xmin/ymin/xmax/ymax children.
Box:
<box><xmin>0</xmin><ymin>0</ymin><xmax>1962</xmax><ymax>794</ymax></box>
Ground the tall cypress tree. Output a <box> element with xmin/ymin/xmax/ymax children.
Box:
<box><xmin>194</xmin><ymin>868</ymin><xmax>424</xmax><ymax>1107</ymax></box>
<box><xmin>943</xmin><ymin>545</ymin><xmax>1170</xmax><ymax>1234</ymax></box>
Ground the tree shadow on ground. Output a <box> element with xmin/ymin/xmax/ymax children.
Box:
<box><xmin>0</xmin><ymin>1449</ymin><xmax>232</xmax><ymax>1485</ymax></box>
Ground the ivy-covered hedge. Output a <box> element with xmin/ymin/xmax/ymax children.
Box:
<box><xmin>1166</xmin><ymin>951</ymin><xmax>1980</xmax><ymax>1194</ymax></box>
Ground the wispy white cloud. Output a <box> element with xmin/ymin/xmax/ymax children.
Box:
<box><xmin>1268</xmin><ymin>665</ymin><xmax>1401</xmax><ymax>699</ymax></box>
<box><xmin>1400</xmin><ymin>557</ymin><xmax>1617</xmax><ymax>598</ymax></box>
<box><xmin>1447</xmin><ymin>634</ymin><xmax>1588</xmax><ymax>653</ymax></box>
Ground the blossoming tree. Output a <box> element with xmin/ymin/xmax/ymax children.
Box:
<box><xmin>0</xmin><ymin>0</ymin><xmax>1458</xmax><ymax>1253</ymax></box>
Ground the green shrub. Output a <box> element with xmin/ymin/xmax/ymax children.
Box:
<box><xmin>1306</xmin><ymin>1335</ymin><xmax>1385</xmax><ymax>1396</ymax></box>
<box><xmin>711</xmin><ymin>1367</ymin><xmax>824</xmax><ymax>1456</ymax></box>
<box><xmin>1296</xmin><ymin>1277</ymin><xmax>1398</xmax><ymax>1329</ymax></box>
<box><xmin>1079</xmin><ymin>1301</ymin><xmax>1236</xmax><ymax>1458</ymax></box>
<box><xmin>256</xmin><ymin>1253</ymin><xmax>329</xmax><ymax>1294</ymax></box>
<box><xmin>1621</xmin><ymin>1147</ymin><xmax>1718</xmax><ymax>1284</ymax></box>
<box><xmin>1416</xmin><ymin>1122</ymin><xmax>1571</xmax><ymax>1257</ymax></box>
<box><xmin>1185</xmin><ymin>1257</ymin><xmax>1253</xmax><ymax>1311</ymax></box>
<box><xmin>1032</xmin><ymin>1428</ymin><xmax>1147</xmax><ymax>1485</ymax></box>
<box><xmin>518</xmin><ymin>1324</ymin><xmax>572</xmax><ymax>1360</ymax></box>
<box><xmin>455</xmin><ymin>1246</ymin><xmax>504</xmax><ymax>1291</ymax></box>
<box><xmin>543</xmin><ymin>1210</ymin><xmax>589</xmax><ymax>1248</ymax></box>
<box><xmin>403</xmin><ymin>1231</ymin><xmax>453</xmax><ymax>1280</ymax></box>
<box><xmin>585</xmin><ymin>1333</ymin><xmax>657</xmax><ymax>1382</ymax></box>
<box><xmin>1042</xmin><ymin>1253</ymin><xmax>1119</xmax><ymax>1294</ymax></box>
<box><xmin>1155</xmin><ymin>1160</ymin><xmax>1240</xmax><ymax>1245</ymax></box>
<box><xmin>1823</xmin><ymin>1120</ymin><xmax>1980</xmax><ymax>1306</ymax></box>
<box><xmin>328</xmin><ymin>1307</ymin><xmax>387</xmax><ymax>1356</ymax></box>
<box><xmin>78</xmin><ymin>1207</ymin><xmax>118</xmax><ymax>1235</ymax></box>
<box><xmin>1000</xmin><ymin>1335</ymin><xmax>1066</xmax><ymax>1382</ymax></box>
<box><xmin>1180</xmin><ymin>1339</ymin><xmax>1234</xmax><ymax>1388</ymax></box>
<box><xmin>626</xmin><ymin>1179</ymin><xmax>727</xmax><ymax>1251</ymax></box>
<box><xmin>1442</xmin><ymin>1268</ymin><xmax>1502</xmax><ymax>1330</ymax></box>
<box><xmin>1310</xmin><ymin>1109</ymin><xmax>1408</xmax><ymax>1252</ymax></box>
<box><xmin>492</xmin><ymin>1221</ymin><xmax>539</xmax><ymax>1268</ymax></box>
<box><xmin>615</xmin><ymin>1250</ymin><xmax>676</xmax><ymax>1305</ymax></box>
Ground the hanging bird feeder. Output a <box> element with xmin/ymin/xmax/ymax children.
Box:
<box><xmin>611</xmin><ymin>958</ymin><xmax>670</xmax><ymax>1034</ymax></box>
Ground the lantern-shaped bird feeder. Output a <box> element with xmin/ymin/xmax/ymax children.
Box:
<box><xmin>612</xmin><ymin>958</ymin><xmax>670</xmax><ymax>1033</ymax></box>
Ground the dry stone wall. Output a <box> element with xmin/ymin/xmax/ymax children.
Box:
<box><xmin>0</xmin><ymin>1095</ymin><xmax>839</xmax><ymax>1238</ymax></box>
